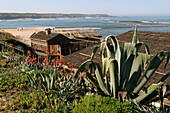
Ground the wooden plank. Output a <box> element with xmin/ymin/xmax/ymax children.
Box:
<box><xmin>73</xmin><ymin>38</ymin><xmax>99</xmax><ymax>43</ymax></box>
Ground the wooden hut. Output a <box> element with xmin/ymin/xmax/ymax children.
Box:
<box><xmin>30</xmin><ymin>29</ymin><xmax>102</xmax><ymax>57</ymax></box>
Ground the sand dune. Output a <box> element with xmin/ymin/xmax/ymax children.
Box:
<box><xmin>0</xmin><ymin>28</ymin><xmax>44</xmax><ymax>46</ymax></box>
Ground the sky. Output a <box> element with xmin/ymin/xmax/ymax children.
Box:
<box><xmin>0</xmin><ymin>0</ymin><xmax>170</xmax><ymax>16</ymax></box>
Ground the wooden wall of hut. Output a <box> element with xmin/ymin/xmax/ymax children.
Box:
<box><xmin>31</xmin><ymin>39</ymin><xmax>48</xmax><ymax>52</ymax></box>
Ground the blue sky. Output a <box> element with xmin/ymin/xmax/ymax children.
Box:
<box><xmin>0</xmin><ymin>0</ymin><xmax>170</xmax><ymax>16</ymax></box>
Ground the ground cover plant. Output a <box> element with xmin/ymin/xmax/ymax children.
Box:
<box><xmin>73</xmin><ymin>94</ymin><xmax>137</xmax><ymax>113</ymax></box>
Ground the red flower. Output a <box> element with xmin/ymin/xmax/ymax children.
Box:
<box><xmin>56</xmin><ymin>56</ymin><xmax>59</xmax><ymax>59</ymax></box>
<box><xmin>46</xmin><ymin>63</ymin><xmax>49</xmax><ymax>66</ymax></box>
<box><xmin>27</xmin><ymin>56</ymin><xmax>30</xmax><ymax>60</ymax></box>
<box><xmin>69</xmin><ymin>64</ymin><xmax>72</xmax><ymax>67</ymax></box>
<box><xmin>32</xmin><ymin>58</ymin><xmax>37</xmax><ymax>62</ymax></box>
<box><xmin>44</xmin><ymin>60</ymin><xmax>46</xmax><ymax>63</ymax></box>
<box><xmin>46</xmin><ymin>49</ymin><xmax>48</xmax><ymax>51</ymax></box>
<box><xmin>38</xmin><ymin>56</ymin><xmax>42</xmax><ymax>59</ymax></box>
<box><xmin>47</xmin><ymin>52</ymin><xmax>50</xmax><ymax>55</ymax></box>
<box><xmin>8</xmin><ymin>46</ymin><xmax>14</xmax><ymax>49</ymax></box>
<box><xmin>60</xmin><ymin>57</ymin><xmax>62</xmax><ymax>61</ymax></box>
<box><xmin>50</xmin><ymin>63</ymin><xmax>53</xmax><ymax>66</ymax></box>
<box><xmin>56</xmin><ymin>61</ymin><xmax>59</xmax><ymax>64</ymax></box>
<box><xmin>27</xmin><ymin>50</ymin><xmax>31</xmax><ymax>54</ymax></box>
<box><xmin>51</xmin><ymin>49</ymin><xmax>54</xmax><ymax>53</ymax></box>
<box><xmin>52</xmin><ymin>59</ymin><xmax>55</xmax><ymax>62</ymax></box>
<box><xmin>63</xmin><ymin>62</ymin><xmax>65</xmax><ymax>65</ymax></box>
<box><xmin>67</xmin><ymin>62</ymin><xmax>71</xmax><ymax>65</ymax></box>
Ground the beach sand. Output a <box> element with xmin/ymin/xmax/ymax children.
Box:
<box><xmin>0</xmin><ymin>28</ymin><xmax>44</xmax><ymax>46</ymax></box>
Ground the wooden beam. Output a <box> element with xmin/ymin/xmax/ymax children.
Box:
<box><xmin>89</xmin><ymin>37</ymin><xmax>102</xmax><ymax>40</ymax></box>
<box><xmin>73</xmin><ymin>38</ymin><xmax>99</xmax><ymax>43</ymax></box>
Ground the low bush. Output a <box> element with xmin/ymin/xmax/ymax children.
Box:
<box><xmin>73</xmin><ymin>94</ymin><xmax>137</xmax><ymax>113</ymax></box>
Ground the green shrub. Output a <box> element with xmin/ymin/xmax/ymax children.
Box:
<box><xmin>73</xmin><ymin>94</ymin><xmax>137</xmax><ymax>113</ymax></box>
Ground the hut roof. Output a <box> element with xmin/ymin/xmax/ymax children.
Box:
<box><xmin>62</xmin><ymin>30</ymin><xmax>170</xmax><ymax>88</ymax></box>
<box><xmin>54</xmin><ymin>30</ymin><xmax>102</xmax><ymax>39</ymax></box>
<box><xmin>30</xmin><ymin>31</ymin><xmax>59</xmax><ymax>41</ymax></box>
<box><xmin>30</xmin><ymin>30</ymin><xmax>102</xmax><ymax>41</ymax></box>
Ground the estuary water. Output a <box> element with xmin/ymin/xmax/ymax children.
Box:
<box><xmin>0</xmin><ymin>16</ymin><xmax>170</xmax><ymax>38</ymax></box>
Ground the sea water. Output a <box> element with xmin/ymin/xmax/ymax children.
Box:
<box><xmin>0</xmin><ymin>16</ymin><xmax>170</xmax><ymax>38</ymax></box>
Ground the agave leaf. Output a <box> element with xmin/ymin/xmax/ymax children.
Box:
<box><xmin>165</xmin><ymin>52</ymin><xmax>170</xmax><ymax>68</ymax></box>
<box><xmin>132</xmin><ymin>25</ymin><xmax>138</xmax><ymax>43</ymax></box>
<box><xmin>120</xmin><ymin>54</ymin><xmax>134</xmax><ymax>90</ymax></box>
<box><xmin>106</xmin><ymin>43</ymin><xmax>114</xmax><ymax>58</ymax></box>
<box><xmin>88</xmin><ymin>63</ymin><xmax>93</xmax><ymax>74</ymax></box>
<box><xmin>100</xmin><ymin>41</ymin><xmax>106</xmax><ymax>56</ymax></box>
<box><xmin>158</xmin><ymin>73</ymin><xmax>170</xmax><ymax>83</ymax></box>
<box><xmin>133</xmin><ymin>82</ymin><xmax>163</xmax><ymax>103</ymax></box>
<box><xmin>109</xmin><ymin>60</ymin><xmax>118</xmax><ymax>98</ymax></box>
<box><xmin>138</xmin><ymin>53</ymin><xmax>150</xmax><ymax>69</ymax></box>
<box><xmin>126</xmin><ymin>66</ymin><xmax>142</xmax><ymax>97</ymax></box>
<box><xmin>135</xmin><ymin>42</ymin><xmax>150</xmax><ymax>54</ymax></box>
<box><xmin>100</xmin><ymin>41</ymin><xmax>106</xmax><ymax>65</ymax></box>
<box><xmin>124</xmin><ymin>53</ymin><xmax>144</xmax><ymax>91</ymax></box>
<box><xmin>27</xmin><ymin>75</ymin><xmax>35</xmax><ymax>87</ymax></box>
<box><xmin>133</xmin><ymin>51</ymin><xmax>167</xmax><ymax>94</ymax></box>
<box><xmin>94</xmin><ymin>62</ymin><xmax>110</xmax><ymax>96</ymax></box>
<box><xmin>91</xmin><ymin>46</ymin><xmax>99</xmax><ymax>60</ymax></box>
<box><xmin>46</xmin><ymin>75</ymin><xmax>50</xmax><ymax>90</ymax></box>
<box><xmin>75</xmin><ymin>59</ymin><xmax>91</xmax><ymax>78</ymax></box>
<box><xmin>124</xmin><ymin>42</ymin><xmax>136</xmax><ymax>60</ymax></box>
<box><xmin>105</xmin><ymin>75</ymin><xmax>110</xmax><ymax>94</ymax></box>
<box><xmin>103</xmin><ymin>58</ymin><xmax>115</xmax><ymax>76</ymax></box>
<box><xmin>86</xmin><ymin>72</ymin><xmax>100</xmax><ymax>89</ymax></box>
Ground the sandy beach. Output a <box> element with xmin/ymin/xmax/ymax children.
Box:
<box><xmin>0</xmin><ymin>28</ymin><xmax>44</xmax><ymax>46</ymax></box>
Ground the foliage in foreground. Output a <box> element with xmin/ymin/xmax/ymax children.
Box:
<box><xmin>73</xmin><ymin>94</ymin><xmax>137</xmax><ymax>113</ymax></box>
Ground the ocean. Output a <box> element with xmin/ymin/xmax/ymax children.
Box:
<box><xmin>0</xmin><ymin>16</ymin><xmax>170</xmax><ymax>38</ymax></box>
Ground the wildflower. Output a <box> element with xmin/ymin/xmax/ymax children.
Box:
<box><xmin>56</xmin><ymin>61</ymin><xmax>59</xmax><ymax>64</ymax></box>
<box><xmin>8</xmin><ymin>46</ymin><xmax>14</xmax><ymax>49</ymax></box>
<box><xmin>51</xmin><ymin>49</ymin><xmax>54</xmax><ymax>53</ymax></box>
<box><xmin>27</xmin><ymin>56</ymin><xmax>30</xmax><ymax>60</ymax></box>
<box><xmin>67</xmin><ymin>62</ymin><xmax>71</xmax><ymax>65</ymax></box>
<box><xmin>50</xmin><ymin>63</ymin><xmax>53</xmax><ymax>66</ymax></box>
<box><xmin>60</xmin><ymin>70</ymin><xmax>64</xmax><ymax>72</ymax></box>
<box><xmin>46</xmin><ymin>63</ymin><xmax>49</xmax><ymax>66</ymax></box>
<box><xmin>56</xmin><ymin>56</ymin><xmax>59</xmax><ymax>59</ymax></box>
<box><xmin>38</xmin><ymin>56</ymin><xmax>42</xmax><ymax>59</ymax></box>
<box><xmin>32</xmin><ymin>58</ymin><xmax>37</xmax><ymax>62</ymax></box>
<box><xmin>46</xmin><ymin>49</ymin><xmax>48</xmax><ymax>51</ymax></box>
<box><xmin>63</xmin><ymin>62</ymin><xmax>65</xmax><ymax>65</ymax></box>
<box><xmin>43</xmin><ymin>60</ymin><xmax>46</xmax><ymax>63</ymax></box>
<box><xmin>27</xmin><ymin>50</ymin><xmax>31</xmax><ymax>54</ymax></box>
<box><xmin>69</xmin><ymin>64</ymin><xmax>72</xmax><ymax>67</ymax></box>
<box><xmin>60</xmin><ymin>57</ymin><xmax>62</xmax><ymax>61</ymax></box>
<box><xmin>52</xmin><ymin>59</ymin><xmax>55</xmax><ymax>62</ymax></box>
<box><xmin>47</xmin><ymin>52</ymin><xmax>50</xmax><ymax>55</ymax></box>
<box><xmin>59</xmin><ymin>62</ymin><xmax>62</xmax><ymax>65</ymax></box>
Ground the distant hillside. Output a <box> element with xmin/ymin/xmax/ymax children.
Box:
<box><xmin>0</xmin><ymin>13</ymin><xmax>114</xmax><ymax>20</ymax></box>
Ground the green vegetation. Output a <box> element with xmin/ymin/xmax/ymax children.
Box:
<box><xmin>73</xmin><ymin>94</ymin><xmax>137</xmax><ymax>113</ymax></box>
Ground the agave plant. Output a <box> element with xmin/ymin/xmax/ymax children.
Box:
<box><xmin>75</xmin><ymin>26</ymin><xmax>170</xmax><ymax>106</ymax></box>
